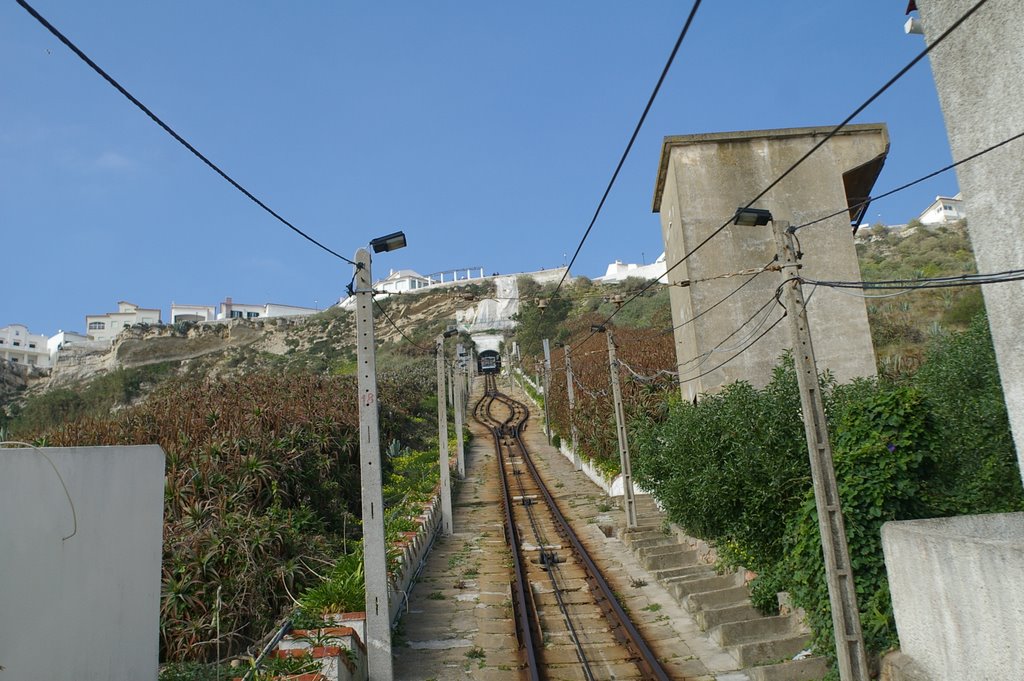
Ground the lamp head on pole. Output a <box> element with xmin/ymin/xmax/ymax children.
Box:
<box><xmin>732</xmin><ymin>207</ymin><xmax>773</xmax><ymax>227</ymax></box>
<box><xmin>369</xmin><ymin>230</ymin><xmax>407</xmax><ymax>253</ymax></box>
<box><xmin>590</xmin><ymin>324</ymin><xmax>606</xmax><ymax>333</ymax></box>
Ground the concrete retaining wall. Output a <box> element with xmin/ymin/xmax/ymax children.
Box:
<box><xmin>881</xmin><ymin>513</ymin><xmax>1024</xmax><ymax>681</ymax></box>
<box><xmin>0</xmin><ymin>445</ymin><xmax>165</xmax><ymax>681</ymax></box>
<box><xmin>916</xmin><ymin>0</ymin><xmax>1024</xmax><ymax>485</ymax></box>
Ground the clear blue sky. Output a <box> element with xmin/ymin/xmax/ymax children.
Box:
<box><xmin>2</xmin><ymin>1</ymin><xmax>958</xmax><ymax>335</ymax></box>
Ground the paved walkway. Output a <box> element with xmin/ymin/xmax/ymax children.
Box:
<box><xmin>393</xmin><ymin>378</ymin><xmax>748</xmax><ymax>681</ymax></box>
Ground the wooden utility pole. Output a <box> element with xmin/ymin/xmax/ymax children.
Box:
<box><xmin>352</xmin><ymin>248</ymin><xmax>393</xmax><ymax>681</ymax></box>
<box><xmin>563</xmin><ymin>344</ymin><xmax>582</xmax><ymax>470</ymax></box>
<box><xmin>605</xmin><ymin>329</ymin><xmax>638</xmax><ymax>529</ymax></box>
<box><xmin>435</xmin><ymin>335</ymin><xmax>453</xmax><ymax>535</ymax></box>
<box><xmin>773</xmin><ymin>220</ymin><xmax>868</xmax><ymax>681</ymax></box>
<box><xmin>542</xmin><ymin>338</ymin><xmax>553</xmax><ymax>445</ymax></box>
<box><xmin>454</xmin><ymin>343</ymin><xmax>466</xmax><ymax>477</ymax></box>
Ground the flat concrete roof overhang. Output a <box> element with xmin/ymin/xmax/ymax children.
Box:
<box><xmin>651</xmin><ymin>123</ymin><xmax>890</xmax><ymax>222</ymax></box>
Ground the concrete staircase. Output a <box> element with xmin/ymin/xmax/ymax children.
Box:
<box><xmin>624</xmin><ymin>496</ymin><xmax>829</xmax><ymax>681</ymax></box>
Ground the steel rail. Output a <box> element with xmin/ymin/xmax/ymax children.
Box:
<box><xmin>473</xmin><ymin>375</ymin><xmax>541</xmax><ymax>679</ymax></box>
<box><xmin>498</xmin><ymin>394</ymin><xmax>598</xmax><ymax>680</ymax></box>
<box><xmin>491</xmin><ymin>390</ymin><xmax>673</xmax><ymax>681</ymax></box>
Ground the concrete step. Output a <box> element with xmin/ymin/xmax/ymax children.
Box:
<box><xmin>637</xmin><ymin>543</ymin><xmax>695</xmax><ymax>562</ymax></box>
<box><xmin>622</xmin><ymin>528</ymin><xmax>665</xmax><ymax>544</ymax></box>
<box><xmin>696</xmin><ymin>602</ymin><xmax>762</xmax><ymax>630</ymax></box>
<box><xmin>731</xmin><ymin>633</ymin><xmax>812</xmax><ymax>667</ymax></box>
<box><xmin>629</xmin><ymin>535</ymin><xmax>677</xmax><ymax>552</ymax></box>
<box><xmin>712</xmin><ymin>615</ymin><xmax>796</xmax><ymax>646</ymax></box>
<box><xmin>684</xmin><ymin>584</ymin><xmax>751</xmax><ymax>613</ymax></box>
<box><xmin>653</xmin><ymin>563</ymin><xmax>712</xmax><ymax>583</ymax></box>
<box><xmin>747</xmin><ymin>656</ymin><xmax>830</xmax><ymax>681</ymax></box>
<box><xmin>670</xmin><ymin>573</ymin><xmax>744</xmax><ymax>602</ymax></box>
<box><xmin>643</xmin><ymin>549</ymin><xmax>699</xmax><ymax>571</ymax></box>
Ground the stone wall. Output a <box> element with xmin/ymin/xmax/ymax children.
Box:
<box><xmin>882</xmin><ymin>513</ymin><xmax>1024</xmax><ymax>681</ymax></box>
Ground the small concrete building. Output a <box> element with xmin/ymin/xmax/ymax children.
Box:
<box><xmin>653</xmin><ymin>124</ymin><xmax>888</xmax><ymax>399</ymax></box>
<box><xmin>0</xmin><ymin>324</ymin><xmax>50</xmax><ymax>368</ymax></box>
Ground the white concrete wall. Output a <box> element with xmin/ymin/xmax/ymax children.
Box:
<box><xmin>917</xmin><ymin>0</ymin><xmax>1024</xmax><ymax>484</ymax></box>
<box><xmin>882</xmin><ymin>513</ymin><xmax>1024</xmax><ymax>681</ymax></box>
<box><xmin>0</xmin><ymin>445</ymin><xmax>166</xmax><ymax>681</ymax></box>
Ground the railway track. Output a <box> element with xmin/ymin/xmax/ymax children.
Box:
<box><xmin>473</xmin><ymin>373</ymin><xmax>672</xmax><ymax>681</ymax></box>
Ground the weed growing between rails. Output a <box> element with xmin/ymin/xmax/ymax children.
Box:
<box><xmin>630</xmin><ymin>314</ymin><xmax>1023</xmax><ymax>676</ymax></box>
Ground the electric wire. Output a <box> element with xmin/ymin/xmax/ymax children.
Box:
<box><xmin>569</xmin><ymin>0</ymin><xmax>990</xmax><ymax>354</ymax></box>
<box><xmin>671</xmin><ymin>257</ymin><xmax>777</xmax><ymax>332</ymax></box>
<box><xmin>551</xmin><ymin>0</ymin><xmax>704</xmax><ymax>299</ymax></box>
<box><xmin>16</xmin><ymin>0</ymin><xmax>356</xmax><ymax>267</ymax></box>
<box><xmin>793</xmin><ymin>128</ymin><xmax>1024</xmax><ymax>231</ymax></box>
<box><xmin>803</xmin><ymin>267</ymin><xmax>1024</xmax><ymax>290</ymax></box>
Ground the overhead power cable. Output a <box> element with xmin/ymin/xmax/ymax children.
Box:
<box><xmin>551</xmin><ymin>0</ymin><xmax>703</xmax><ymax>298</ymax></box>
<box><xmin>671</xmin><ymin>257</ymin><xmax>777</xmax><ymax>332</ymax></box>
<box><xmin>16</xmin><ymin>0</ymin><xmax>356</xmax><ymax>266</ymax></box>
<box><xmin>794</xmin><ymin>128</ymin><xmax>1024</xmax><ymax>231</ymax></box>
<box><xmin>681</xmin><ymin>313</ymin><xmax>787</xmax><ymax>384</ymax></box>
<box><xmin>570</xmin><ymin>0</ymin><xmax>989</xmax><ymax>354</ymax></box>
<box><xmin>803</xmin><ymin>268</ymin><xmax>1024</xmax><ymax>291</ymax></box>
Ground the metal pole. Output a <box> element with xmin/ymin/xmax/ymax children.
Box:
<box><xmin>542</xmin><ymin>338</ymin><xmax>552</xmax><ymax>445</ymax></box>
<box><xmin>352</xmin><ymin>248</ymin><xmax>393</xmax><ymax>681</ymax></box>
<box><xmin>772</xmin><ymin>220</ymin><xmax>869</xmax><ymax>681</ymax></box>
<box><xmin>454</xmin><ymin>344</ymin><xmax>466</xmax><ymax>478</ymax></box>
<box><xmin>436</xmin><ymin>335</ymin><xmax>454</xmax><ymax>535</ymax></box>
<box><xmin>564</xmin><ymin>345</ymin><xmax>582</xmax><ymax>471</ymax></box>
<box><xmin>606</xmin><ymin>330</ymin><xmax>637</xmax><ymax>529</ymax></box>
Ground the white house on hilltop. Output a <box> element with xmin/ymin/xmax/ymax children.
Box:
<box><xmin>85</xmin><ymin>301</ymin><xmax>162</xmax><ymax>343</ymax></box>
<box><xmin>47</xmin><ymin>330</ymin><xmax>93</xmax><ymax>366</ymax></box>
<box><xmin>216</xmin><ymin>297</ymin><xmax>318</xmax><ymax>320</ymax></box>
<box><xmin>0</xmin><ymin>324</ymin><xmax>50</xmax><ymax>368</ymax></box>
<box><xmin>376</xmin><ymin>269</ymin><xmax>432</xmax><ymax>294</ymax></box>
<box><xmin>918</xmin><ymin>193</ymin><xmax>966</xmax><ymax>225</ymax></box>
<box><xmin>595</xmin><ymin>253</ymin><xmax>668</xmax><ymax>283</ymax></box>
<box><xmin>170</xmin><ymin>304</ymin><xmax>216</xmax><ymax>324</ymax></box>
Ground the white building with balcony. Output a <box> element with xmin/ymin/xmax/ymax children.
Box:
<box><xmin>376</xmin><ymin>269</ymin><xmax>432</xmax><ymax>294</ymax></box>
<box><xmin>918</xmin><ymin>193</ymin><xmax>966</xmax><ymax>225</ymax></box>
<box><xmin>0</xmin><ymin>324</ymin><xmax>50</xmax><ymax>368</ymax></box>
<box><xmin>171</xmin><ymin>303</ymin><xmax>216</xmax><ymax>324</ymax></box>
<box><xmin>85</xmin><ymin>301</ymin><xmax>162</xmax><ymax>342</ymax></box>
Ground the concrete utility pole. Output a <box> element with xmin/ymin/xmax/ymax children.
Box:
<box><xmin>604</xmin><ymin>329</ymin><xmax>638</xmax><ymax>529</ymax></box>
<box><xmin>436</xmin><ymin>335</ymin><xmax>454</xmax><ymax>535</ymax></box>
<box><xmin>563</xmin><ymin>344</ymin><xmax>582</xmax><ymax>470</ymax></box>
<box><xmin>542</xmin><ymin>338</ymin><xmax>553</xmax><ymax>445</ymax></box>
<box><xmin>454</xmin><ymin>343</ymin><xmax>466</xmax><ymax>478</ymax></box>
<box><xmin>352</xmin><ymin>248</ymin><xmax>393</xmax><ymax>681</ymax></box>
<box><xmin>773</xmin><ymin>220</ymin><xmax>868</xmax><ymax>681</ymax></box>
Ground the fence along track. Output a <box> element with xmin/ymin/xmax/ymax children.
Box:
<box><xmin>473</xmin><ymin>373</ymin><xmax>672</xmax><ymax>680</ymax></box>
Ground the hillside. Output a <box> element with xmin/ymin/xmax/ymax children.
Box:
<box><xmin>855</xmin><ymin>219</ymin><xmax>982</xmax><ymax>376</ymax></box>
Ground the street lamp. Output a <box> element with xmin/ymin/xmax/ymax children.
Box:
<box><xmin>735</xmin><ymin>205</ymin><xmax>870</xmax><ymax>681</ymax></box>
<box><xmin>369</xmin><ymin>231</ymin><xmax>407</xmax><ymax>253</ymax></box>
<box><xmin>732</xmin><ymin>206</ymin><xmax>773</xmax><ymax>226</ymax></box>
<box><xmin>352</xmin><ymin>230</ymin><xmax>406</xmax><ymax>681</ymax></box>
